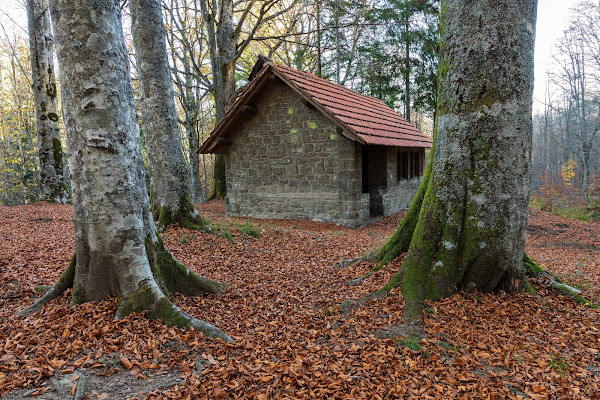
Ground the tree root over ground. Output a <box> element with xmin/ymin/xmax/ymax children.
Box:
<box><xmin>16</xmin><ymin>243</ymin><xmax>232</xmax><ymax>342</ymax></box>
<box><xmin>523</xmin><ymin>253</ymin><xmax>600</xmax><ymax>308</ymax></box>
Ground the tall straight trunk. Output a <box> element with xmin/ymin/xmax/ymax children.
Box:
<box><xmin>183</xmin><ymin>55</ymin><xmax>204</xmax><ymax>203</ymax></box>
<box><xmin>543</xmin><ymin>84</ymin><xmax>550</xmax><ymax>184</ymax></box>
<box><xmin>19</xmin><ymin>0</ymin><xmax>230</xmax><ymax>342</ymax></box>
<box><xmin>210</xmin><ymin>0</ymin><xmax>236</xmax><ymax>200</ymax></box>
<box><xmin>215</xmin><ymin>0</ymin><xmax>236</xmax><ymax>121</ymax></box>
<box><xmin>26</xmin><ymin>0</ymin><xmax>68</xmax><ymax>203</ymax></box>
<box><xmin>376</xmin><ymin>0</ymin><xmax>537</xmax><ymax>322</ymax></box>
<box><xmin>404</xmin><ymin>14</ymin><xmax>411</xmax><ymax>123</ymax></box>
<box><xmin>130</xmin><ymin>0</ymin><xmax>206</xmax><ymax>230</ymax></box>
<box><xmin>316</xmin><ymin>2</ymin><xmax>322</xmax><ymax>77</ymax></box>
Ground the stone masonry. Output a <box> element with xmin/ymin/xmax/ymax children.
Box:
<box><xmin>224</xmin><ymin>78</ymin><xmax>423</xmax><ymax>228</ymax></box>
<box><xmin>225</xmin><ymin>80</ymin><xmax>370</xmax><ymax>228</ymax></box>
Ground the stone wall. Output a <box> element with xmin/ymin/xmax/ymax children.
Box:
<box><xmin>224</xmin><ymin>79</ymin><xmax>370</xmax><ymax>228</ymax></box>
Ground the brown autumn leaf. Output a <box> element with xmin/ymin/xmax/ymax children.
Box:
<box><xmin>119</xmin><ymin>354</ymin><xmax>133</xmax><ymax>370</ymax></box>
<box><xmin>0</xmin><ymin>201</ymin><xmax>599</xmax><ymax>399</ymax></box>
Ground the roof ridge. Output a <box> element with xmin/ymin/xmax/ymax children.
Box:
<box><xmin>269</xmin><ymin>61</ymin><xmax>390</xmax><ymax>107</ymax></box>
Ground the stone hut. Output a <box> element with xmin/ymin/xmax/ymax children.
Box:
<box><xmin>198</xmin><ymin>57</ymin><xmax>432</xmax><ymax>229</ymax></box>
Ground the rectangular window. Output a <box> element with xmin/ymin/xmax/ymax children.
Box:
<box><xmin>398</xmin><ymin>151</ymin><xmax>421</xmax><ymax>180</ymax></box>
<box><xmin>413</xmin><ymin>152</ymin><xmax>420</xmax><ymax>178</ymax></box>
<box><xmin>398</xmin><ymin>151</ymin><xmax>409</xmax><ymax>180</ymax></box>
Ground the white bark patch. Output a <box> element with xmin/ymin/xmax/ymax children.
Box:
<box><xmin>473</xmin><ymin>194</ymin><xmax>487</xmax><ymax>206</ymax></box>
<box><xmin>123</xmin><ymin>214</ymin><xmax>144</xmax><ymax>230</ymax></box>
<box><xmin>525</xmin><ymin>20</ymin><xmax>534</xmax><ymax>34</ymax></box>
<box><xmin>86</xmin><ymin>33</ymin><xmax>112</xmax><ymax>52</ymax></box>
<box><xmin>86</xmin><ymin>129</ymin><xmax>112</xmax><ymax>149</ymax></box>
<box><xmin>442</xmin><ymin>241</ymin><xmax>456</xmax><ymax>250</ymax></box>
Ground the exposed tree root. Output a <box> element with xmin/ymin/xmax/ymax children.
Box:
<box><xmin>345</xmin><ymin>261</ymin><xmax>392</xmax><ymax>286</ymax></box>
<box><xmin>340</xmin><ymin>291</ymin><xmax>389</xmax><ymax>313</ymax></box>
<box><xmin>18</xmin><ymin>237</ymin><xmax>232</xmax><ymax>341</ymax></box>
<box><xmin>346</xmin><ymin>272</ymin><xmax>373</xmax><ymax>286</ymax></box>
<box><xmin>16</xmin><ymin>255</ymin><xmax>76</xmax><ymax>316</ymax></box>
<box><xmin>523</xmin><ymin>253</ymin><xmax>599</xmax><ymax>308</ymax></box>
<box><xmin>334</xmin><ymin>256</ymin><xmax>369</xmax><ymax>269</ymax></box>
<box><xmin>154</xmin><ymin>201</ymin><xmax>231</xmax><ymax>240</ymax></box>
<box><xmin>152</xmin><ymin>237</ymin><xmax>227</xmax><ymax>296</ymax></box>
<box><xmin>116</xmin><ymin>280</ymin><xmax>232</xmax><ymax>342</ymax></box>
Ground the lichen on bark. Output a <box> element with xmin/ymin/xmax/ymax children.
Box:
<box><xmin>370</xmin><ymin>0</ymin><xmax>538</xmax><ymax>324</ymax></box>
<box><xmin>26</xmin><ymin>0</ymin><xmax>68</xmax><ymax>204</ymax></box>
<box><xmin>19</xmin><ymin>0</ymin><xmax>231</xmax><ymax>342</ymax></box>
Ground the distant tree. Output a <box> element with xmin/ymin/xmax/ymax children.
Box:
<box><xmin>0</xmin><ymin>35</ymin><xmax>39</xmax><ymax>205</ymax></box>
<box><xmin>199</xmin><ymin>0</ymin><xmax>300</xmax><ymax>199</ymax></box>
<box><xmin>163</xmin><ymin>0</ymin><xmax>211</xmax><ymax>202</ymax></box>
<box><xmin>550</xmin><ymin>2</ymin><xmax>600</xmax><ymax>197</ymax></box>
<box><xmin>19</xmin><ymin>0</ymin><xmax>230</xmax><ymax>342</ymax></box>
<box><xmin>130</xmin><ymin>0</ymin><xmax>209</xmax><ymax>231</ymax></box>
<box><xmin>25</xmin><ymin>0</ymin><xmax>68</xmax><ymax>203</ymax></box>
<box><xmin>372</xmin><ymin>0</ymin><xmax>537</xmax><ymax>323</ymax></box>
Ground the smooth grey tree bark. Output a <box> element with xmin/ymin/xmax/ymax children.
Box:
<box><xmin>26</xmin><ymin>0</ymin><xmax>68</xmax><ymax>203</ymax></box>
<box><xmin>130</xmin><ymin>0</ymin><xmax>207</xmax><ymax>231</ymax></box>
<box><xmin>163</xmin><ymin>0</ymin><xmax>208</xmax><ymax>202</ymax></box>
<box><xmin>19</xmin><ymin>0</ymin><xmax>230</xmax><ymax>342</ymax></box>
<box><xmin>373</xmin><ymin>0</ymin><xmax>538</xmax><ymax>323</ymax></box>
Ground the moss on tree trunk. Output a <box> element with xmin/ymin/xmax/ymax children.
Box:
<box><xmin>373</xmin><ymin>0</ymin><xmax>538</xmax><ymax>324</ymax></box>
<box><xmin>18</xmin><ymin>0</ymin><xmax>232</xmax><ymax>342</ymax></box>
<box><xmin>209</xmin><ymin>154</ymin><xmax>227</xmax><ymax>200</ymax></box>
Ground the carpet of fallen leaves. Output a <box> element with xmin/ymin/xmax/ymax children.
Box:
<box><xmin>1</xmin><ymin>201</ymin><xmax>600</xmax><ymax>399</ymax></box>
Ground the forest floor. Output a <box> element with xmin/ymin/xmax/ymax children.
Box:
<box><xmin>1</xmin><ymin>201</ymin><xmax>600</xmax><ymax>399</ymax></box>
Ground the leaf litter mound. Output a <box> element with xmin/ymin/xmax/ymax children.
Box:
<box><xmin>0</xmin><ymin>201</ymin><xmax>599</xmax><ymax>399</ymax></box>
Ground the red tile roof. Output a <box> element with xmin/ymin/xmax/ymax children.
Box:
<box><xmin>271</xmin><ymin>62</ymin><xmax>432</xmax><ymax>148</ymax></box>
<box><xmin>198</xmin><ymin>58</ymin><xmax>432</xmax><ymax>153</ymax></box>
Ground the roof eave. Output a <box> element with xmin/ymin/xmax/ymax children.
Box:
<box><xmin>196</xmin><ymin>65</ymin><xmax>274</xmax><ymax>154</ymax></box>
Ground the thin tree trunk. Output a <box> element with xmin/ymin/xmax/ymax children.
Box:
<box><xmin>130</xmin><ymin>0</ymin><xmax>207</xmax><ymax>230</ymax></box>
<box><xmin>184</xmin><ymin>57</ymin><xmax>204</xmax><ymax>203</ymax></box>
<box><xmin>316</xmin><ymin>1</ymin><xmax>322</xmax><ymax>77</ymax></box>
<box><xmin>210</xmin><ymin>0</ymin><xmax>236</xmax><ymax>200</ymax></box>
<box><xmin>404</xmin><ymin>14</ymin><xmax>411</xmax><ymax>123</ymax></box>
<box><xmin>26</xmin><ymin>0</ymin><xmax>68</xmax><ymax>203</ymax></box>
<box><xmin>377</xmin><ymin>0</ymin><xmax>537</xmax><ymax>323</ymax></box>
<box><xmin>20</xmin><ymin>0</ymin><xmax>230</xmax><ymax>342</ymax></box>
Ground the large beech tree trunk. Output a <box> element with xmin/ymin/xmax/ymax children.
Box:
<box><xmin>19</xmin><ymin>0</ymin><xmax>231</xmax><ymax>342</ymax></box>
<box><xmin>375</xmin><ymin>0</ymin><xmax>537</xmax><ymax>322</ymax></box>
<box><xmin>130</xmin><ymin>0</ymin><xmax>207</xmax><ymax>231</ymax></box>
<box><xmin>26</xmin><ymin>0</ymin><xmax>68</xmax><ymax>204</ymax></box>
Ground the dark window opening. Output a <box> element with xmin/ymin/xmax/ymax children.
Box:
<box><xmin>398</xmin><ymin>151</ymin><xmax>421</xmax><ymax>181</ymax></box>
<box><xmin>362</xmin><ymin>145</ymin><xmax>387</xmax><ymax>216</ymax></box>
<box><xmin>413</xmin><ymin>152</ymin><xmax>420</xmax><ymax>178</ymax></box>
<box><xmin>362</xmin><ymin>146</ymin><xmax>369</xmax><ymax>193</ymax></box>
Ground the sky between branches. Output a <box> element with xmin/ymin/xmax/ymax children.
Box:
<box><xmin>0</xmin><ymin>0</ymin><xmax>580</xmax><ymax>116</ymax></box>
